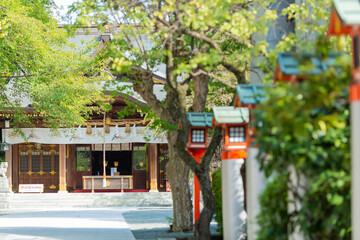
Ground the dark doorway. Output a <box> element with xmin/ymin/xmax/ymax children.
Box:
<box><xmin>91</xmin><ymin>151</ymin><xmax>132</xmax><ymax>176</ymax></box>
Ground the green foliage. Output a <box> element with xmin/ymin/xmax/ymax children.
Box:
<box><xmin>254</xmin><ymin>42</ymin><xmax>351</xmax><ymax>239</ymax></box>
<box><xmin>257</xmin><ymin>174</ymin><xmax>289</xmax><ymax>240</ymax></box>
<box><xmin>211</xmin><ymin>169</ymin><xmax>223</xmax><ymax>235</ymax></box>
<box><xmin>166</xmin><ymin>216</ymin><xmax>174</xmax><ymax>224</ymax></box>
<box><xmin>259</xmin><ymin>0</ymin><xmax>352</xmax><ymax>83</ymax></box>
<box><xmin>0</xmin><ymin>152</ymin><xmax>5</xmax><ymax>162</ymax></box>
<box><xmin>0</xmin><ymin>0</ymin><xmax>103</xmax><ymax>129</ymax></box>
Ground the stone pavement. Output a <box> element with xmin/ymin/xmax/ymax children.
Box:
<box><xmin>0</xmin><ymin>208</ymin><xmax>136</xmax><ymax>240</ymax></box>
<box><xmin>0</xmin><ymin>207</ymin><xmax>220</xmax><ymax>240</ymax></box>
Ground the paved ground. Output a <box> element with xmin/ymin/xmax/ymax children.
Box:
<box><xmin>0</xmin><ymin>208</ymin><xmax>136</xmax><ymax>240</ymax></box>
<box><xmin>0</xmin><ymin>207</ymin><xmax>221</xmax><ymax>240</ymax></box>
<box><xmin>122</xmin><ymin>208</ymin><xmax>219</xmax><ymax>240</ymax></box>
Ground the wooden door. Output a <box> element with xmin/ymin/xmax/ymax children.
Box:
<box><xmin>18</xmin><ymin>144</ymin><xmax>59</xmax><ymax>192</ymax></box>
<box><xmin>158</xmin><ymin>144</ymin><xmax>169</xmax><ymax>192</ymax></box>
<box><xmin>133</xmin><ymin>145</ymin><xmax>147</xmax><ymax>189</ymax></box>
<box><xmin>133</xmin><ymin>170</ymin><xmax>147</xmax><ymax>189</ymax></box>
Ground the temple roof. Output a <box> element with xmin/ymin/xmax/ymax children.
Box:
<box><xmin>235</xmin><ymin>84</ymin><xmax>272</xmax><ymax>106</ymax></box>
<box><xmin>333</xmin><ymin>0</ymin><xmax>360</xmax><ymax>25</ymax></box>
<box><xmin>186</xmin><ymin>112</ymin><xmax>213</xmax><ymax>127</ymax></box>
<box><xmin>213</xmin><ymin>107</ymin><xmax>249</xmax><ymax>124</ymax></box>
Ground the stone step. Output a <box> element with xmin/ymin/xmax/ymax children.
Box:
<box><xmin>6</xmin><ymin>192</ymin><xmax>173</xmax><ymax>209</ymax></box>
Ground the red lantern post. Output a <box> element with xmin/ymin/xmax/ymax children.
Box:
<box><xmin>234</xmin><ymin>84</ymin><xmax>272</xmax><ymax>240</ymax></box>
<box><xmin>184</xmin><ymin>112</ymin><xmax>213</xmax><ymax>224</ymax></box>
<box><xmin>212</xmin><ymin>106</ymin><xmax>249</xmax><ymax>240</ymax></box>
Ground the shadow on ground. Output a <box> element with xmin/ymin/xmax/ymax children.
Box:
<box><xmin>122</xmin><ymin>208</ymin><xmax>222</xmax><ymax>240</ymax></box>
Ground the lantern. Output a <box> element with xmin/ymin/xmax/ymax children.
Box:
<box><xmin>274</xmin><ymin>52</ymin><xmax>342</xmax><ymax>83</ymax></box>
<box><xmin>234</xmin><ymin>84</ymin><xmax>272</xmax><ymax>109</ymax></box>
<box><xmin>0</xmin><ymin>142</ymin><xmax>9</xmax><ymax>151</ymax></box>
<box><xmin>86</xmin><ymin>124</ymin><xmax>92</xmax><ymax>135</ymax></box>
<box><xmin>212</xmin><ymin>106</ymin><xmax>249</xmax><ymax>240</ymax></box>
<box><xmin>186</xmin><ymin>112</ymin><xmax>213</xmax><ymax>150</ymax></box>
<box><xmin>182</xmin><ymin>112</ymin><xmax>213</xmax><ymax>224</ymax></box>
<box><xmin>125</xmin><ymin>124</ymin><xmax>131</xmax><ymax>133</ymax></box>
<box><xmin>328</xmin><ymin>0</ymin><xmax>360</xmax><ymax>82</ymax></box>
<box><xmin>212</xmin><ymin>107</ymin><xmax>249</xmax><ymax>158</ymax></box>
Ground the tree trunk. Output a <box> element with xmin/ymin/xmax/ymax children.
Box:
<box><xmin>195</xmin><ymin>167</ymin><xmax>215</xmax><ymax>239</ymax></box>
<box><xmin>193</xmin><ymin>72</ymin><xmax>214</xmax><ymax>239</ymax></box>
<box><xmin>166</xmin><ymin>131</ymin><xmax>193</xmax><ymax>231</ymax></box>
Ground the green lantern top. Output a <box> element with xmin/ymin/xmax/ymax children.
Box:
<box><xmin>275</xmin><ymin>52</ymin><xmax>343</xmax><ymax>82</ymax></box>
<box><xmin>235</xmin><ymin>84</ymin><xmax>273</xmax><ymax>107</ymax></box>
<box><xmin>212</xmin><ymin>107</ymin><xmax>249</xmax><ymax>126</ymax></box>
<box><xmin>186</xmin><ymin>112</ymin><xmax>213</xmax><ymax>127</ymax></box>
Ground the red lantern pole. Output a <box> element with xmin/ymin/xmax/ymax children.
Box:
<box><xmin>188</xmin><ymin>149</ymin><xmax>206</xmax><ymax>223</ymax></box>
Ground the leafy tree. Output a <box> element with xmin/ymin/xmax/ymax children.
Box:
<box><xmin>254</xmin><ymin>39</ymin><xmax>352</xmax><ymax>240</ymax></box>
<box><xmin>69</xmin><ymin>0</ymin><xmax>278</xmax><ymax>238</ymax></box>
<box><xmin>0</xmin><ymin>0</ymin><xmax>103</xmax><ymax>130</ymax></box>
<box><xmin>255</xmin><ymin>58</ymin><xmax>351</xmax><ymax>239</ymax></box>
<box><xmin>251</xmin><ymin>1</ymin><xmax>353</xmax><ymax>238</ymax></box>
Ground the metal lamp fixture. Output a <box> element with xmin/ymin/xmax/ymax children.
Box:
<box><xmin>0</xmin><ymin>142</ymin><xmax>9</xmax><ymax>151</ymax></box>
<box><xmin>1</xmin><ymin>122</ymin><xmax>10</xmax><ymax>151</ymax></box>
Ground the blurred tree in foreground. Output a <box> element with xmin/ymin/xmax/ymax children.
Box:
<box><xmin>0</xmin><ymin>0</ymin><xmax>103</xmax><ymax>132</ymax></box>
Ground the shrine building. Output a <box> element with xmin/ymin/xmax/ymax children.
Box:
<box><xmin>1</xmin><ymin>27</ymin><xmax>169</xmax><ymax>193</ymax></box>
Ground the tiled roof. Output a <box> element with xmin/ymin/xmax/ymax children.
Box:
<box><xmin>213</xmin><ymin>107</ymin><xmax>249</xmax><ymax>124</ymax></box>
<box><xmin>186</xmin><ymin>113</ymin><xmax>213</xmax><ymax>127</ymax></box>
<box><xmin>334</xmin><ymin>0</ymin><xmax>360</xmax><ymax>25</ymax></box>
<box><xmin>277</xmin><ymin>52</ymin><xmax>342</xmax><ymax>76</ymax></box>
<box><xmin>235</xmin><ymin>84</ymin><xmax>273</xmax><ymax>105</ymax></box>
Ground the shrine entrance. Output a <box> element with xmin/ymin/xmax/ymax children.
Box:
<box><xmin>91</xmin><ymin>151</ymin><xmax>132</xmax><ymax>176</ymax></box>
<box><xmin>18</xmin><ymin>144</ymin><xmax>60</xmax><ymax>192</ymax></box>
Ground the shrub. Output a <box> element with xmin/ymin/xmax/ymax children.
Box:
<box><xmin>212</xmin><ymin>169</ymin><xmax>223</xmax><ymax>235</ymax></box>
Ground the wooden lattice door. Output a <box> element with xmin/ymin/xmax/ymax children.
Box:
<box><xmin>158</xmin><ymin>144</ymin><xmax>169</xmax><ymax>191</ymax></box>
<box><xmin>19</xmin><ymin>144</ymin><xmax>59</xmax><ymax>192</ymax></box>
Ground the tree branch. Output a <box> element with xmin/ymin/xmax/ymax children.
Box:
<box><xmin>201</xmin><ymin>127</ymin><xmax>222</xmax><ymax>170</ymax></box>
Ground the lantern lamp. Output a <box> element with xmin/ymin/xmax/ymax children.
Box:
<box><xmin>212</xmin><ymin>107</ymin><xmax>249</xmax><ymax>155</ymax></box>
<box><xmin>185</xmin><ymin>112</ymin><xmax>213</xmax><ymax>150</ymax></box>
<box><xmin>0</xmin><ymin>142</ymin><xmax>9</xmax><ymax>151</ymax></box>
